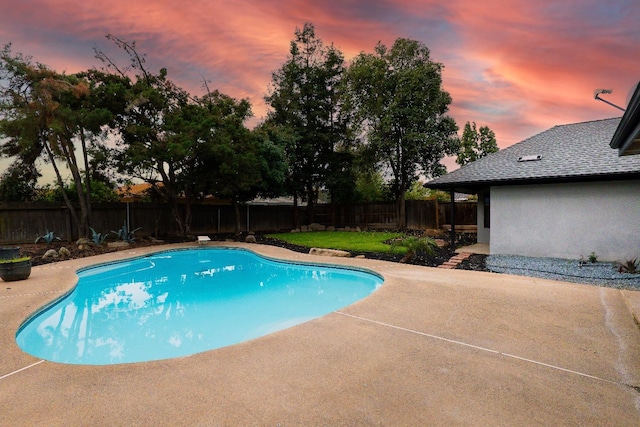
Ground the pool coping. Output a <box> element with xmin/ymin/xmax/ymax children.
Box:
<box><xmin>1</xmin><ymin>241</ymin><xmax>640</xmax><ymax>425</ymax></box>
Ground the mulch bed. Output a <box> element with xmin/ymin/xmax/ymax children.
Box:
<box><xmin>9</xmin><ymin>232</ymin><xmax>488</xmax><ymax>271</ymax></box>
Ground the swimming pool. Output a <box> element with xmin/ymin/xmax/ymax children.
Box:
<box><xmin>16</xmin><ymin>248</ymin><xmax>383</xmax><ymax>365</ymax></box>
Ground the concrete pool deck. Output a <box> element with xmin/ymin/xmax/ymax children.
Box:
<box><xmin>1</xmin><ymin>242</ymin><xmax>639</xmax><ymax>425</ymax></box>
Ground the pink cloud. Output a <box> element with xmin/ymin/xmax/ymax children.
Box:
<box><xmin>0</xmin><ymin>0</ymin><xmax>637</xmax><ymax>169</ymax></box>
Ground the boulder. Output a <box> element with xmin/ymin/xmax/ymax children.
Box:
<box><xmin>326</xmin><ymin>226</ymin><xmax>336</xmax><ymax>231</ymax></box>
<box><xmin>308</xmin><ymin>223</ymin><xmax>326</xmax><ymax>231</ymax></box>
<box><xmin>355</xmin><ymin>226</ymin><xmax>361</xmax><ymax>232</ymax></box>
<box><xmin>244</xmin><ymin>235</ymin><xmax>257</xmax><ymax>243</ymax></box>
<box><xmin>76</xmin><ymin>238</ymin><xmax>93</xmax><ymax>247</ymax></box>
<box><xmin>291</xmin><ymin>228</ymin><xmax>301</xmax><ymax>233</ymax></box>
<box><xmin>308</xmin><ymin>248</ymin><xmax>351</xmax><ymax>258</ymax></box>
<box><xmin>301</xmin><ymin>225</ymin><xmax>309</xmax><ymax>232</ymax></box>
<box><xmin>42</xmin><ymin>249</ymin><xmax>59</xmax><ymax>261</ymax></box>
<box><xmin>58</xmin><ymin>247</ymin><xmax>71</xmax><ymax>259</ymax></box>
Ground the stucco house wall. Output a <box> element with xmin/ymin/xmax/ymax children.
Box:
<box><xmin>491</xmin><ymin>180</ymin><xmax>640</xmax><ymax>261</ymax></box>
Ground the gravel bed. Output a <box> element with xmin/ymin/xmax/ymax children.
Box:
<box><xmin>486</xmin><ymin>255</ymin><xmax>640</xmax><ymax>290</ymax></box>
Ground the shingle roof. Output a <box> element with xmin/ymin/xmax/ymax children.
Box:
<box><xmin>427</xmin><ymin>117</ymin><xmax>640</xmax><ymax>191</ymax></box>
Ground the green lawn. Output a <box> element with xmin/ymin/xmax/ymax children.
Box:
<box><xmin>266</xmin><ymin>231</ymin><xmax>407</xmax><ymax>254</ymax></box>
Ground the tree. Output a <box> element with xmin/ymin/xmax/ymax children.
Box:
<box><xmin>353</xmin><ymin>168</ymin><xmax>389</xmax><ymax>202</ymax></box>
<box><xmin>405</xmin><ymin>180</ymin><xmax>431</xmax><ymax>200</ymax></box>
<box><xmin>95</xmin><ymin>35</ymin><xmax>202</xmax><ymax>235</ymax></box>
<box><xmin>345</xmin><ymin>38</ymin><xmax>459</xmax><ymax>228</ymax></box>
<box><xmin>0</xmin><ymin>163</ymin><xmax>39</xmax><ymax>202</ymax></box>
<box><xmin>265</xmin><ymin>22</ymin><xmax>348</xmax><ymax>226</ymax></box>
<box><xmin>194</xmin><ymin>93</ymin><xmax>287</xmax><ymax>233</ymax></box>
<box><xmin>456</xmin><ymin>121</ymin><xmax>498</xmax><ymax>166</ymax></box>
<box><xmin>0</xmin><ymin>44</ymin><xmax>116</xmax><ymax>237</ymax></box>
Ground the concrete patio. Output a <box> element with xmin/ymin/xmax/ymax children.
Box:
<box><xmin>1</xmin><ymin>242</ymin><xmax>639</xmax><ymax>425</ymax></box>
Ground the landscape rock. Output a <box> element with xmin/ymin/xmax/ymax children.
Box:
<box><xmin>58</xmin><ymin>247</ymin><xmax>71</xmax><ymax>259</ymax></box>
<box><xmin>308</xmin><ymin>248</ymin><xmax>351</xmax><ymax>258</ymax></box>
<box><xmin>291</xmin><ymin>228</ymin><xmax>300</xmax><ymax>233</ymax></box>
<box><xmin>355</xmin><ymin>255</ymin><xmax>366</xmax><ymax>259</ymax></box>
<box><xmin>355</xmin><ymin>226</ymin><xmax>361</xmax><ymax>232</ymax></box>
<box><xmin>309</xmin><ymin>223</ymin><xmax>326</xmax><ymax>231</ymax></box>
<box><xmin>42</xmin><ymin>249</ymin><xmax>59</xmax><ymax>261</ymax></box>
<box><xmin>76</xmin><ymin>238</ymin><xmax>93</xmax><ymax>247</ymax></box>
<box><xmin>108</xmin><ymin>241</ymin><xmax>130</xmax><ymax>249</ymax></box>
<box><xmin>301</xmin><ymin>226</ymin><xmax>308</xmax><ymax>232</ymax></box>
<box><xmin>326</xmin><ymin>226</ymin><xmax>336</xmax><ymax>231</ymax></box>
<box><xmin>245</xmin><ymin>235</ymin><xmax>257</xmax><ymax>243</ymax></box>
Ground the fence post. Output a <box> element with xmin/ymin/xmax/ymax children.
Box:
<box><xmin>64</xmin><ymin>206</ymin><xmax>72</xmax><ymax>242</ymax></box>
<box><xmin>449</xmin><ymin>191</ymin><xmax>456</xmax><ymax>245</ymax></box>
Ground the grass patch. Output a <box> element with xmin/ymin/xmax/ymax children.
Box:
<box><xmin>266</xmin><ymin>231</ymin><xmax>407</xmax><ymax>254</ymax></box>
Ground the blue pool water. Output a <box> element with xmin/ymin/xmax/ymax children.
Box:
<box><xmin>16</xmin><ymin>248</ymin><xmax>382</xmax><ymax>365</ymax></box>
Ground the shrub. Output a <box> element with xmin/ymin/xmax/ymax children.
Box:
<box><xmin>393</xmin><ymin>236</ymin><xmax>440</xmax><ymax>263</ymax></box>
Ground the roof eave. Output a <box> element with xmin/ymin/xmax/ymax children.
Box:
<box><xmin>610</xmin><ymin>81</ymin><xmax>640</xmax><ymax>155</ymax></box>
<box><xmin>425</xmin><ymin>172</ymin><xmax>640</xmax><ymax>192</ymax></box>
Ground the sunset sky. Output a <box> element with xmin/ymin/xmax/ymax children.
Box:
<box><xmin>1</xmin><ymin>0</ymin><xmax>639</xmax><ymax>175</ymax></box>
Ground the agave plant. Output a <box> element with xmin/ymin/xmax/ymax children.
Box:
<box><xmin>89</xmin><ymin>228</ymin><xmax>109</xmax><ymax>245</ymax></box>
<box><xmin>111</xmin><ymin>224</ymin><xmax>142</xmax><ymax>243</ymax></box>
<box><xmin>617</xmin><ymin>258</ymin><xmax>639</xmax><ymax>274</ymax></box>
<box><xmin>35</xmin><ymin>230</ymin><xmax>62</xmax><ymax>245</ymax></box>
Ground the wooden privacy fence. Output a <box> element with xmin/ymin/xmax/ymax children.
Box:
<box><xmin>0</xmin><ymin>200</ymin><xmax>476</xmax><ymax>244</ymax></box>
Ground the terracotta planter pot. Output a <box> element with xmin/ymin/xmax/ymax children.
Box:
<box><xmin>0</xmin><ymin>247</ymin><xmax>21</xmax><ymax>261</ymax></box>
<box><xmin>0</xmin><ymin>259</ymin><xmax>32</xmax><ymax>281</ymax></box>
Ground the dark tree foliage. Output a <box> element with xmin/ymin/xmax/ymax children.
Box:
<box><xmin>95</xmin><ymin>35</ymin><xmax>207</xmax><ymax>234</ymax></box>
<box><xmin>192</xmin><ymin>91</ymin><xmax>286</xmax><ymax>232</ymax></box>
<box><xmin>265</xmin><ymin>22</ymin><xmax>351</xmax><ymax>225</ymax></box>
<box><xmin>0</xmin><ymin>44</ymin><xmax>117</xmax><ymax>236</ymax></box>
<box><xmin>0</xmin><ymin>163</ymin><xmax>39</xmax><ymax>202</ymax></box>
<box><xmin>96</xmin><ymin>35</ymin><xmax>286</xmax><ymax>234</ymax></box>
<box><xmin>345</xmin><ymin>38</ymin><xmax>459</xmax><ymax>227</ymax></box>
<box><xmin>456</xmin><ymin>121</ymin><xmax>499</xmax><ymax>166</ymax></box>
